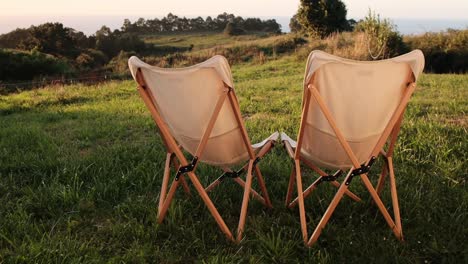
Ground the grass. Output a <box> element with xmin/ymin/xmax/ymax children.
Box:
<box><xmin>143</xmin><ymin>32</ymin><xmax>272</xmax><ymax>51</ymax></box>
<box><xmin>0</xmin><ymin>55</ymin><xmax>467</xmax><ymax>263</ymax></box>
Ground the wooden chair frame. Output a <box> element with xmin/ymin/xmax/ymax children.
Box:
<box><xmin>135</xmin><ymin>69</ymin><xmax>274</xmax><ymax>242</ymax></box>
<box><xmin>284</xmin><ymin>81</ymin><xmax>416</xmax><ymax>247</ymax></box>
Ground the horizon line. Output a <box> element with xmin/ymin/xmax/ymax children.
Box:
<box><xmin>2</xmin><ymin>14</ymin><xmax>468</xmax><ymax>20</ymax></box>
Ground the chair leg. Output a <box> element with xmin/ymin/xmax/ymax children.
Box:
<box><xmin>179</xmin><ymin>176</ymin><xmax>191</xmax><ymax>196</ymax></box>
<box><xmin>295</xmin><ymin>160</ymin><xmax>308</xmax><ymax>244</ymax></box>
<box><xmin>288</xmin><ymin>177</ymin><xmax>321</xmax><ymax>208</ymax></box>
<box><xmin>253</xmin><ymin>165</ymin><xmax>272</xmax><ymax>208</ymax></box>
<box><xmin>186</xmin><ymin>171</ymin><xmax>234</xmax><ymax>241</ymax></box>
<box><xmin>285</xmin><ymin>167</ymin><xmax>296</xmax><ymax>207</ymax></box>
<box><xmin>157</xmin><ymin>178</ymin><xmax>180</xmax><ymax>223</ymax></box>
<box><xmin>233</xmin><ymin>177</ymin><xmax>267</xmax><ymax>206</ymax></box>
<box><xmin>329</xmin><ymin>181</ymin><xmax>361</xmax><ymax>202</ymax></box>
<box><xmin>289</xmin><ymin>178</ymin><xmax>361</xmax><ymax>208</ymax></box>
<box><xmin>205</xmin><ymin>178</ymin><xmax>222</xmax><ymax>193</ymax></box>
<box><xmin>158</xmin><ymin>153</ymin><xmax>172</xmax><ymax>214</ymax></box>
<box><xmin>300</xmin><ymin>159</ymin><xmax>361</xmax><ymax>202</ymax></box>
<box><xmin>359</xmin><ymin>174</ymin><xmax>400</xmax><ymax>238</ymax></box>
<box><xmin>236</xmin><ymin>160</ymin><xmax>254</xmax><ymax>242</ymax></box>
<box><xmin>376</xmin><ymin>161</ymin><xmax>389</xmax><ymax>195</ymax></box>
<box><xmin>307</xmin><ymin>169</ymin><xmax>352</xmax><ymax>246</ymax></box>
<box><xmin>388</xmin><ymin>157</ymin><xmax>403</xmax><ymax>240</ymax></box>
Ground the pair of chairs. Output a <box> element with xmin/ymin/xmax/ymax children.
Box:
<box><xmin>128</xmin><ymin>50</ymin><xmax>424</xmax><ymax>247</ymax></box>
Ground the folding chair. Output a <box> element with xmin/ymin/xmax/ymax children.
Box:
<box><xmin>128</xmin><ymin>55</ymin><xmax>278</xmax><ymax>242</ymax></box>
<box><xmin>282</xmin><ymin>50</ymin><xmax>424</xmax><ymax>247</ymax></box>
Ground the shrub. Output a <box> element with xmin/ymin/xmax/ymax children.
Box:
<box><xmin>75</xmin><ymin>53</ymin><xmax>94</xmax><ymax>69</ymax></box>
<box><xmin>0</xmin><ymin>49</ymin><xmax>73</xmax><ymax>81</ymax></box>
<box><xmin>75</xmin><ymin>49</ymin><xmax>108</xmax><ymax>70</ymax></box>
<box><xmin>107</xmin><ymin>51</ymin><xmax>136</xmax><ymax>75</ymax></box>
<box><xmin>322</xmin><ymin>32</ymin><xmax>368</xmax><ymax>59</ymax></box>
<box><xmin>355</xmin><ymin>10</ymin><xmax>407</xmax><ymax>59</ymax></box>
<box><xmin>405</xmin><ymin>29</ymin><xmax>468</xmax><ymax>73</ymax></box>
<box><xmin>273</xmin><ymin>36</ymin><xmax>307</xmax><ymax>54</ymax></box>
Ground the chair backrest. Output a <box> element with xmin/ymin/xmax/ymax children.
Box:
<box><xmin>128</xmin><ymin>55</ymin><xmax>250</xmax><ymax>166</ymax></box>
<box><xmin>300</xmin><ymin>50</ymin><xmax>425</xmax><ymax>169</ymax></box>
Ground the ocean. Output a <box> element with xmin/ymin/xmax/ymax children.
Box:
<box><xmin>1</xmin><ymin>15</ymin><xmax>467</xmax><ymax>36</ymax></box>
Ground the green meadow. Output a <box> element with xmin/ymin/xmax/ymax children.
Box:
<box><xmin>1</xmin><ymin>51</ymin><xmax>467</xmax><ymax>262</ymax></box>
<box><xmin>143</xmin><ymin>31</ymin><xmax>269</xmax><ymax>50</ymax></box>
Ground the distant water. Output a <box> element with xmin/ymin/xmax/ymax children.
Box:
<box><xmin>1</xmin><ymin>15</ymin><xmax>467</xmax><ymax>36</ymax></box>
<box><xmin>390</xmin><ymin>19</ymin><xmax>468</xmax><ymax>35</ymax></box>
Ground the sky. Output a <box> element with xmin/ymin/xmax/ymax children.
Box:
<box><xmin>2</xmin><ymin>0</ymin><xmax>468</xmax><ymax>19</ymax></box>
<box><xmin>0</xmin><ymin>0</ymin><xmax>467</xmax><ymax>34</ymax></box>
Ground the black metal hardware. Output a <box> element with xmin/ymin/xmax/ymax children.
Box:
<box><xmin>345</xmin><ymin>156</ymin><xmax>377</xmax><ymax>185</ymax></box>
<box><xmin>217</xmin><ymin>157</ymin><xmax>261</xmax><ymax>182</ymax></box>
<box><xmin>175</xmin><ymin>156</ymin><xmax>198</xmax><ymax>181</ymax></box>
<box><xmin>219</xmin><ymin>168</ymin><xmax>245</xmax><ymax>181</ymax></box>
<box><xmin>318</xmin><ymin>170</ymin><xmax>343</xmax><ymax>184</ymax></box>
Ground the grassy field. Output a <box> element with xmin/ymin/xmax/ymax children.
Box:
<box><xmin>143</xmin><ymin>32</ymin><xmax>271</xmax><ymax>51</ymax></box>
<box><xmin>0</xmin><ymin>55</ymin><xmax>467</xmax><ymax>263</ymax></box>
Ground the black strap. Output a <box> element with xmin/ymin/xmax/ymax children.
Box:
<box><xmin>318</xmin><ymin>170</ymin><xmax>343</xmax><ymax>184</ymax></box>
<box><xmin>345</xmin><ymin>156</ymin><xmax>377</xmax><ymax>185</ymax></box>
<box><xmin>175</xmin><ymin>156</ymin><xmax>198</xmax><ymax>181</ymax></box>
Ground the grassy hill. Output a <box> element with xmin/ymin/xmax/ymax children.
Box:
<box><xmin>0</xmin><ymin>54</ymin><xmax>466</xmax><ymax>262</ymax></box>
<box><xmin>143</xmin><ymin>31</ymin><xmax>272</xmax><ymax>50</ymax></box>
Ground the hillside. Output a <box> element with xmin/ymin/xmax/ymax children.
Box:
<box><xmin>2</xmin><ymin>28</ymin><xmax>467</xmax><ymax>94</ymax></box>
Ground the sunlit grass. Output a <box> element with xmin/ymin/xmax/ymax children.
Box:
<box><xmin>143</xmin><ymin>31</ymin><xmax>271</xmax><ymax>51</ymax></box>
<box><xmin>0</xmin><ymin>56</ymin><xmax>466</xmax><ymax>262</ymax></box>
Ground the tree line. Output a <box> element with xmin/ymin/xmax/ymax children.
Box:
<box><xmin>0</xmin><ymin>13</ymin><xmax>281</xmax><ymax>81</ymax></box>
<box><xmin>121</xmin><ymin>13</ymin><xmax>281</xmax><ymax>34</ymax></box>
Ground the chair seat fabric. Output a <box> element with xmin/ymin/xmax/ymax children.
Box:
<box><xmin>128</xmin><ymin>56</ymin><xmax>278</xmax><ymax>166</ymax></box>
<box><xmin>299</xmin><ymin>50</ymin><xmax>424</xmax><ymax>169</ymax></box>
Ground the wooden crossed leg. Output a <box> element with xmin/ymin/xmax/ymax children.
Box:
<box><xmin>285</xmin><ymin>82</ymin><xmax>415</xmax><ymax>246</ymax></box>
<box><xmin>136</xmin><ymin>69</ymin><xmax>274</xmax><ymax>242</ymax></box>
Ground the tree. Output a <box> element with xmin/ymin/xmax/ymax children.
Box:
<box><xmin>289</xmin><ymin>14</ymin><xmax>303</xmax><ymax>33</ymax></box>
<box><xmin>95</xmin><ymin>26</ymin><xmax>117</xmax><ymax>56</ymax></box>
<box><xmin>121</xmin><ymin>19</ymin><xmax>133</xmax><ymax>32</ymax></box>
<box><xmin>16</xmin><ymin>23</ymin><xmax>81</xmax><ymax>57</ymax></box>
<box><xmin>205</xmin><ymin>16</ymin><xmax>215</xmax><ymax>30</ymax></box>
<box><xmin>0</xmin><ymin>28</ymin><xmax>31</xmax><ymax>49</ymax></box>
<box><xmin>223</xmin><ymin>22</ymin><xmax>245</xmax><ymax>36</ymax></box>
<box><xmin>296</xmin><ymin>0</ymin><xmax>350</xmax><ymax>37</ymax></box>
<box><xmin>215</xmin><ymin>12</ymin><xmax>235</xmax><ymax>30</ymax></box>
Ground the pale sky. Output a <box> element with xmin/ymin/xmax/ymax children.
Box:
<box><xmin>1</xmin><ymin>0</ymin><xmax>468</xmax><ymax>19</ymax></box>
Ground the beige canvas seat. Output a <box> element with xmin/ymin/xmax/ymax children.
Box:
<box><xmin>128</xmin><ymin>55</ymin><xmax>278</xmax><ymax>242</ymax></box>
<box><xmin>282</xmin><ymin>50</ymin><xmax>424</xmax><ymax>247</ymax></box>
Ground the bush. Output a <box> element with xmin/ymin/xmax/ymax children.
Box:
<box><xmin>271</xmin><ymin>36</ymin><xmax>307</xmax><ymax>54</ymax></box>
<box><xmin>107</xmin><ymin>51</ymin><xmax>136</xmax><ymax>75</ymax></box>
<box><xmin>75</xmin><ymin>49</ymin><xmax>108</xmax><ymax>70</ymax></box>
<box><xmin>75</xmin><ymin>53</ymin><xmax>94</xmax><ymax>69</ymax></box>
<box><xmin>355</xmin><ymin>10</ymin><xmax>407</xmax><ymax>59</ymax></box>
<box><xmin>0</xmin><ymin>49</ymin><xmax>73</xmax><ymax>81</ymax></box>
<box><xmin>405</xmin><ymin>29</ymin><xmax>468</xmax><ymax>73</ymax></box>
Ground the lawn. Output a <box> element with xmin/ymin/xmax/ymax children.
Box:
<box><xmin>0</xmin><ymin>55</ymin><xmax>467</xmax><ymax>263</ymax></box>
